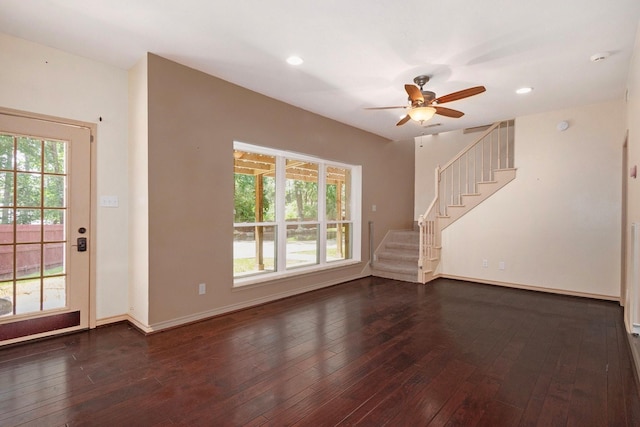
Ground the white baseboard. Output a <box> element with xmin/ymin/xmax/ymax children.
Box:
<box><xmin>142</xmin><ymin>273</ymin><xmax>367</xmax><ymax>333</ymax></box>
<box><xmin>440</xmin><ymin>274</ymin><xmax>620</xmax><ymax>302</ymax></box>
<box><xmin>95</xmin><ymin>314</ymin><xmax>129</xmax><ymax>327</ymax></box>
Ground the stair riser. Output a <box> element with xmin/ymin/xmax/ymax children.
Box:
<box><xmin>370</xmin><ymin>269</ymin><xmax>419</xmax><ymax>283</ymax></box>
<box><xmin>375</xmin><ymin>264</ymin><xmax>418</xmax><ymax>272</ymax></box>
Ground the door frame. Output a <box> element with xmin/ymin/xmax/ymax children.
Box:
<box><xmin>0</xmin><ymin>106</ymin><xmax>97</xmax><ymax>330</ymax></box>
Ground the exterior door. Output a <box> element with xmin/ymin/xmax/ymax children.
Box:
<box><xmin>0</xmin><ymin>111</ymin><xmax>92</xmax><ymax>345</ymax></box>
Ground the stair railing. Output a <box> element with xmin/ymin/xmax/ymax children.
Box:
<box><xmin>438</xmin><ymin>120</ymin><xmax>514</xmax><ymax>216</ymax></box>
<box><xmin>418</xmin><ymin>120</ymin><xmax>514</xmax><ymax>281</ymax></box>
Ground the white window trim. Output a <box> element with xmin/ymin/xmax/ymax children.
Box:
<box><xmin>233</xmin><ymin>141</ymin><xmax>361</xmax><ymax>287</ymax></box>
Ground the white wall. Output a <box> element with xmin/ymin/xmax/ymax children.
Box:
<box><xmin>0</xmin><ymin>33</ymin><xmax>129</xmax><ymax>320</ymax></box>
<box><xmin>440</xmin><ymin>100</ymin><xmax>625</xmax><ymax>298</ymax></box>
<box><xmin>625</xmin><ymin>22</ymin><xmax>640</xmax><ymax>329</ymax></box>
<box><xmin>128</xmin><ymin>56</ymin><xmax>149</xmax><ymax>326</ymax></box>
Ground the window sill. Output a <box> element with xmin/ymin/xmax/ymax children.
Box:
<box><xmin>233</xmin><ymin>259</ymin><xmax>361</xmax><ymax>290</ymax></box>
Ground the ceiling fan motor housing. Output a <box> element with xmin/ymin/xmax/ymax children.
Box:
<box><xmin>421</xmin><ymin>91</ymin><xmax>436</xmax><ymax>103</ymax></box>
<box><xmin>410</xmin><ymin>75</ymin><xmax>435</xmax><ymax>105</ymax></box>
<box><xmin>409</xmin><ymin>90</ymin><xmax>435</xmax><ymax>106</ymax></box>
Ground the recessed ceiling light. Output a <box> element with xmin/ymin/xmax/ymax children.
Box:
<box><xmin>516</xmin><ymin>87</ymin><xmax>533</xmax><ymax>94</ymax></box>
<box><xmin>590</xmin><ymin>52</ymin><xmax>610</xmax><ymax>62</ymax></box>
<box><xmin>286</xmin><ymin>55</ymin><xmax>304</xmax><ymax>66</ymax></box>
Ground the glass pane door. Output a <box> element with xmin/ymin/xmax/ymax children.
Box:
<box><xmin>0</xmin><ymin>133</ymin><xmax>67</xmax><ymax>316</ymax></box>
<box><xmin>0</xmin><ymin>111</ymin><xmax>91</xmax><ymax>345</ymax></box>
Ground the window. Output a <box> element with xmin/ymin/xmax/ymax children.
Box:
<box><xmin>233</xmin><ymin>142</ymin><xmax>360</xmax><ymax>285</ymax></box>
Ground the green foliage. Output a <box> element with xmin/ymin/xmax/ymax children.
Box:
<box><xmin>326</xmin><ymin>184</ymin><xmax>337</xmax><ymax>220</ymax></box>
<box><xmin>0</xmin><ymin>135</ymin><xmax>66</xmax><ymax>225</ymax></box>
<box><xmin>234</xmin><ymin>174</ymin><xmax>255</xmax><ymax>223</ymax></box>
<box><xmin>262</xmin><ymin>176</ymin><xmax>275</xmax><ymax>221</ymax></box>
<box><xmin>234</xmin><ymin>174</ymin><xmax>275</xmax><ymax>223</ymax></box>
<box><xmin>234</xmin><ymin>159</ymin><xmax>346</xmax><ymax>224</ymax></box>
<box><xmin>285</xmin><ymin>179</ymin><xmax>317</xmax><ymax>221</ymax></box>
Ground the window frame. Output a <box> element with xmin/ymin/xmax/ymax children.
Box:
<box><xmin>233</xmin><ymin>142</ymin><xmax>361</xmax><ymax>287</ymax></box>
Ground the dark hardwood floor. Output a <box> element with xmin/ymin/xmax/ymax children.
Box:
<box><xmin>1</xmin><ymin>277</ymin><xmax>639</xmax><ymax>426</ymax></box>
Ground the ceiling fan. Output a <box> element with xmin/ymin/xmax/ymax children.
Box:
<box><xmin>366</xmin><ymin>75</ymin><xmax>486</xmax><ymax>126</ymax></box>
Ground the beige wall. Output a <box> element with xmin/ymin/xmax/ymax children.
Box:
<box><xmin>439</xmin><ymin>100</ymin><xmax>625</xmax><ymax>298</ymax></box>
<box><xmin>142</xmin><ymin>54</ymin><xmax>414</xmax><ymax>328</ymax></box>
<box><xmin>0</xmin><ymin>33</ymin><xmax>130</xmax><ymax>321</ymax></box>
<box><xmin>625</xmin><ymin>22</ymin><xmax>640</xmax><ymax>331</ymax></box>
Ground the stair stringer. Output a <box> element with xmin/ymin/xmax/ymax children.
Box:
<box><xmin>438</xmin><ymin>168</ymin><xmax>517</xmax><ymax>230</ymax></box>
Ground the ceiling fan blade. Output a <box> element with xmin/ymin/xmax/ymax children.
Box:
<box><xmin>396</xmin><ymin>115</ymin><xmax>411</xmax><ymax>126</ymax></box>
<box><xmin>404</xmin><ymin>84</ymin><xmax>424</xmax><ymax>103</ymax></box>
<box><xmin>364</xmin><ymin>106</ymin><xmax>407</xmax><ymax>110</ymax></box>
<box><xmin>433</xmin><ymin>86</ymin><xmax>486</xmax><ymax>104</ymax></box>
<box><xmin>434</xmin><ymin>106</ymin><xmax>465</xmax><ymax>118</ymax></box>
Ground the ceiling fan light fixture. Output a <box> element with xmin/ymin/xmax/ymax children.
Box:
<box><xmin>408</xmin><ymin>106</ymin><xmax>437</xmax><ymax>122</ymax></box>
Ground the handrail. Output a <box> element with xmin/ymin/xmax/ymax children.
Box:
<box><xmin>439</xmin><ymin>122</ymin><xmax>501</xmax><ymax>172</ymax></box>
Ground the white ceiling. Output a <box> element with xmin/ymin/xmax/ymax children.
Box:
<box><xmin>1</xmin><ymin>0</ymin><xmax>639</xmax><ymax>141</ymax></box>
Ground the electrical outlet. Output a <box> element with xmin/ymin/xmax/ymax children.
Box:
<box><xmin>482</xmin><ymin>259</ymin><xmax>488</xmax><ymax>268</ymax></box>
<box><xmin>499</xmin><ymin>261</ymin><xmax>505</xmax><ymax>270</ymax></box>
<box><xmin>198</xmin><ymin>283</ymin><xmax>206</xmax><ymax>295</ymax></box>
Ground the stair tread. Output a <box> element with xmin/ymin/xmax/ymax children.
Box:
<box><xmin>389</xmin><ymin>236</ymin><xmax>419</xmax><ymax>244</ymax></box>
<box><xmin>378</xmin><ymin>250</ymin><xmax>419</xmax><ymax>258</ymax></box>
<box><xmin>386</xmin><ymin>242</ymin><xmax>419</xmax><ymax>249</ymax></box>
<box><xmin>377</xmin><ymin>257</ymin><xmax>418</xmax><ymax>265</ymax></box>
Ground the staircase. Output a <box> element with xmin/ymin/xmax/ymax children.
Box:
<box><xmin>370</xmin><ymin>120</ymin><xmax>516</xmax><ymax>284</ymax></box>
<box><xmin>419</xmin><ymin>120</ymin><xmax>516</xmax><ymax>283</ymax></box>
<box><xmin>370</xmin><ymin>229</ymin><xmax>420</xmax><ymax>283</ymax></box>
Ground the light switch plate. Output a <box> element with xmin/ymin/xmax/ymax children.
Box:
<box><xmin>100</xmin><ymin>195</ymin><xmax>119</xmax><ymax>208</ymax></box>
